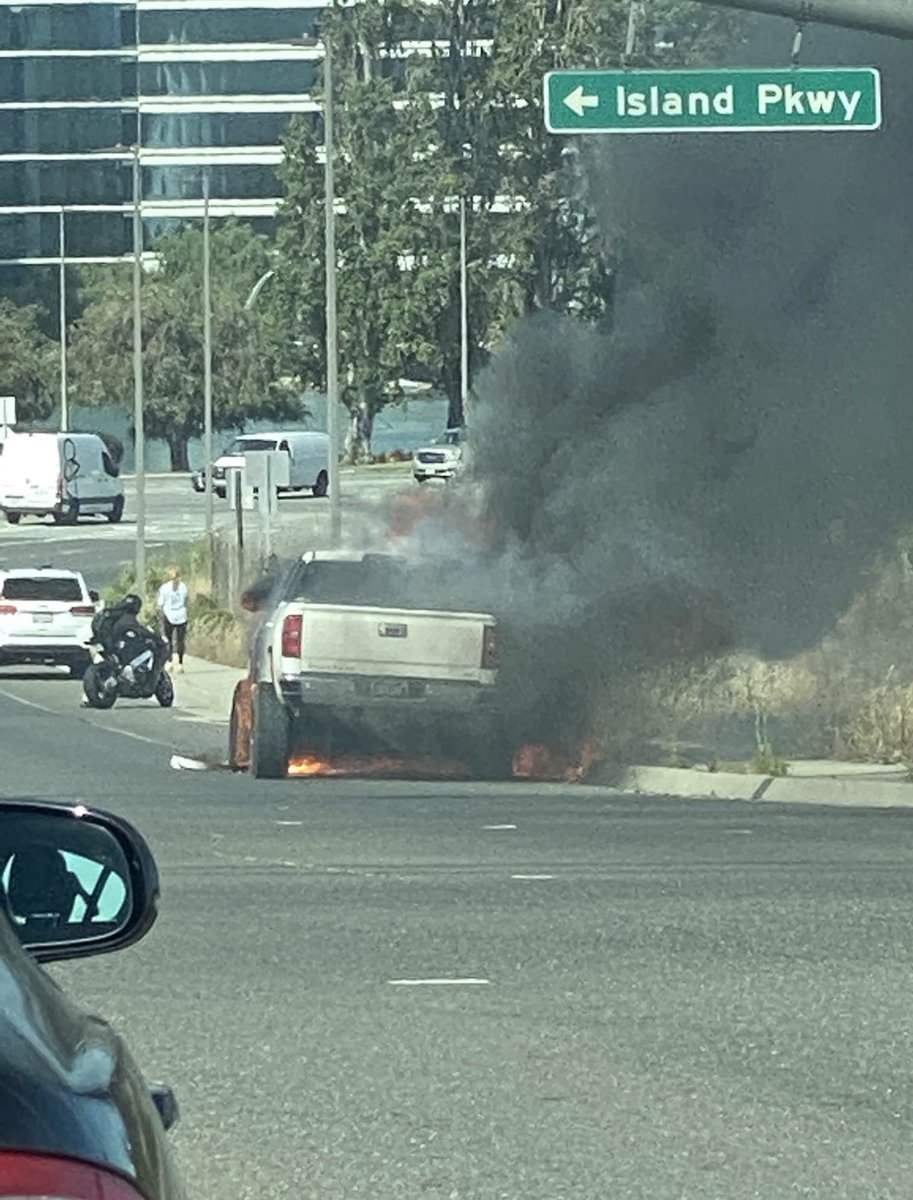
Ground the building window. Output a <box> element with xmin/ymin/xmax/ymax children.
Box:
<box><xmin>0</xmin><ymin>108</ymin><xmax>135</xmax><ymax>154</ymax></box>
<box><xmin>0</xmin><ymin>160</ymin><xmax>129</xmax><ymax>207</ymax></box>
<box><xmin>139</xmin><ymin>58</ymin><xmax>319</xmax><ymax>99</ymax></box>
<box><xmin>0</xmin><ymin>57</ymin><xmax>133</xmax><ymax>103</ymax></box>
<box><xmin>140</xmin><ymin>7</ymin><xmax>319</xmax><ymax>47</ymax></box>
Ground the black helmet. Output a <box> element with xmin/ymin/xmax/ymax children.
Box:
<box><xmin>122</xmin><ymin>593</ymin><xmax>142</xmax><ymax>615</ymax></box>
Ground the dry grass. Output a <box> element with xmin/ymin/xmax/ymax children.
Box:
<box><xmin>602</xmin><ymin>546</ymin><xmax>913</xmax><ymax>769</ymax></box>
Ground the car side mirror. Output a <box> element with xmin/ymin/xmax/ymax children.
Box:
<box><xmin>89</xmin><ymin>590</ymin><xmax>100</xmax><ymax>603</ymax></box>
<box><xmin>0</xmin><ymin>801</ymin><xmax>159</xmax><ymax>964</ymax></box>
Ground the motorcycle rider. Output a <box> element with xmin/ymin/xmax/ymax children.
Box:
<box><xmin>95</xmin><ymin>594</ymin><xmax>168</xmax><ymax>683</ymax></box>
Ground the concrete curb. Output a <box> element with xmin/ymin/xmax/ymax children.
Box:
<box><xmin>614</xmin><ymin>765</ymin><xmax>913</xmax><ymax>809</ymax></box>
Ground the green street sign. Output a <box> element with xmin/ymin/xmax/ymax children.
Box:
<box><xmin>544</xmin><ymin>68</ymin><xmax>882</xmax><ymax>135</ymax></box>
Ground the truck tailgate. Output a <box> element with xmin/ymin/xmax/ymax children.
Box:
<box><xmin>297</xmin><ymin>604</ymin><xmax>492</xmax><ymax>682</ymax></box>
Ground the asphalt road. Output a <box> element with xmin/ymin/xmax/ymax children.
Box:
<box><xmin>5</xmin><ymin>684</ymin><xmax>913</xmax><ymax>1198</ymax></box>
<box><xmin>0</xmin><ymin>469</ymin><xmax>414</xmax><ymax>590</ymax></box>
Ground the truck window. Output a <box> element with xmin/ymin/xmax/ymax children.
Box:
<box><xmin>286</xmin><ymin>561</ymin><xmax>411</xmax><ymax>607</ymax></box>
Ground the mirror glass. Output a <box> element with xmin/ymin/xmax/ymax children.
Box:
<box><xmin>0</xmin><ymin>810</ymin><xmax>133</xmax><ymax>948</ymax></box>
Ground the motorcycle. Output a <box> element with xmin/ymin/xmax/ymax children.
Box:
<box><xmin>82</xmin><ymin>632</ymin><xmax>174</xmax><ymax>710</ymax></box>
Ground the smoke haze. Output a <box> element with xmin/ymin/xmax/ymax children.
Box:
<box><xmin>426</xmin><ymin>25</ymin><xmax>913</xmax><ymax>753</ymax></box>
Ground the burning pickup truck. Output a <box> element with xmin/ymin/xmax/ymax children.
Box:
<box><xmin>230</xmin><ymin>550</ymin><xmax>510</xmax><ymax>780</ymax></box>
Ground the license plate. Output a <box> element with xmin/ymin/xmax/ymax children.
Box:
<box><xmin>370</xmin><ymin>679</ymin><xmax>410</xmax><ymax>698</ymax></box>
<box><xmin>32</xmin><ymin>613</ymin><xmax>53</xmax><ymax>624</ymax></box>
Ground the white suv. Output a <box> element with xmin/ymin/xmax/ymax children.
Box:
<box><xmin>413</xmin><ymin>428</ymin><xmax>465</xmax><ymax>484</ymax></box>
<box><xmin>0</xmin><ymin>568</ymin><xmax>98</xmax><ymax>677</ymax></box>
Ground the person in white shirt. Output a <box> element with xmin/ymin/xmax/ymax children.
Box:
<box><xmin>156</xmin><ymin>566</ymin><xmax>189</xmax><ymax>673</ymax></box>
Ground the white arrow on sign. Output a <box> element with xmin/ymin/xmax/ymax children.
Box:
<box><xmin>563</xmin><ymin>84</ymin><xmax>599</xmax><ymax>118</ymax></box>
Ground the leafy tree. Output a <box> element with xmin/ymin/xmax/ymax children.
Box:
<box><xmin>0</xmin><ymin>297</ymin><xmax>57</xmax><ymax>423</ymax></box>
<box><xmin>69</xmin><ymin>222</ymin><xmax>300</xmax><ymax>470</ymax></box>
<box><xmin>273</xmin><ymin>2</ymin><xmax>443</xmax><ymax>463</ymax></box>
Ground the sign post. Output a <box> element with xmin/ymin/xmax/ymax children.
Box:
<box><xmin>243</xmin><ymin>450</ymin><xmax>289</xmax><ymax>565</ymax></box>
<box><xmin>544</xmin><ymin>68</ymin><xmax>882</xmax><ymax>135</ymax></box>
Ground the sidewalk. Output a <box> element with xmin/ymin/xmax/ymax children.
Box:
<box><xmin>170</xmin><ymin>654</ymin><xmax>245</xmax><ymax>724</ymax></box>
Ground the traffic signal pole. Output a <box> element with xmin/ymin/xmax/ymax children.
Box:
<box><xmin>692</xmin><ymin>0</ymin><xmax>913</xmax><ymax>39</ymax></box>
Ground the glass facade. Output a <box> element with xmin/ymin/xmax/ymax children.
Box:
<box><xmin>0</xmin><ymin>0</ymin><xmax>461</xmax><ymax>268</ymax></box>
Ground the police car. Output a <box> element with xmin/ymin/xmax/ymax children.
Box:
<box><xmin>0</xmin><ymin>567</ymin><xmax>99</xmax><ymax>676</ymax></box>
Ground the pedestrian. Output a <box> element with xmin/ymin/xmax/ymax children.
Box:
<box><xmin>156</xmin><ymin>566</ymin><xmax>189</xmax><ymax>673</ymax></box>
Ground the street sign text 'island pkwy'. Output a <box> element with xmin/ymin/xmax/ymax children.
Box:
<box><xmin>544</xmin><ymin>68</ymin><xmax>882</xmax><ymax>135</ymax></box>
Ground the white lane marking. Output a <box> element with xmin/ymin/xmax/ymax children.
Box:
<box><xmin>0</xmin><ymin>687</ymin><xmax>172</xmax><ymax>749</ymax></box>
<box><xmin>388</xmin><ymin>978</ymin><xmax>490</xmax><ymax>987</ymax></box>
<box><xmin>484</xmin><ymin>823</ymin><xmax>517</xmax><ymax>830</ymax></box>
<box><xmin>276</xmin><ymin>820</ymin><xmax>304</xmax><ymax>826</ymax></box>
<box><xmin>511</xmin><ymin>874</ymin><xmax>555</xmax><ymax>880</ymax></box>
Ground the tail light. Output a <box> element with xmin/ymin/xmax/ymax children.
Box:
<box><xmin>0</xmin><ymin>604</ymin><xmax>16</xmax><ymax>615</ymax></box>
<box><xmin>482</xmin><ymin>625</ymin><xmax>500</xmax><ymax>669</ymax></box>
<box><xmin>281</xmin><ymin>614</ymin><xmax>303</xmax><ymax>657</ymax></box>
<box><xmin>0</xmin><ymin>1150</ymin><xmax>146</xmax><ymax>1198</ymax></box>
<box><xmin>70</xmin><ymin>605</ymin><xmax>96</xmax><ymax>616</ymax></box>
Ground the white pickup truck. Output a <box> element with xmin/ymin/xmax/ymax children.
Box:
<box><xmin>230</xmin><ymin>550</ymin><xmax>510</xmax><ymax>779</ymax></box>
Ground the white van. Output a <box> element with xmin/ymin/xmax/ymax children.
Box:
<box><xmin>192</xmin><ymin>430</ymin><xmax>329</xmax><ymax>499</ymax></box>
<box><xmin>0</xmin><ymin>431</ymin><xmax>124</xmax><ymax>525</ymax></box>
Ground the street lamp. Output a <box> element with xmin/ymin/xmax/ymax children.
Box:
<box><xmin>202</xmin><ymin>167</ymin><xmax>214</xmax><ymax>554</ymax></box>
<box><xmin>76</xmin><ymin>142</ymin><xmax>145</xmax><ymax>593</ymax></box>
<box><xmin>291</xmin><ymin>32</ymin><xmax>341</xmax><ymax>547</ymax></box>
<box><xmin>131</xmin><ymin>141</ymin><xmax>146</xmax><ymax>596</ymax></box>
<box><xmin>57</xmin><ymin>207</ymin><xmax>68</xmax><ymax>433</ymax></box>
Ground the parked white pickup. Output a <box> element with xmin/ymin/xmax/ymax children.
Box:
<box><xmin>235</xmin><ymin>550</ymin><xmax>509</xmax><ymax>779</ymax></box>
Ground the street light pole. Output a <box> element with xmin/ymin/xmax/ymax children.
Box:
<box><xmin>132</xmin><ymin>142</ymin><xmax>146</xmax><ymax>595</ymax></box>
<box><xmin>202</xmin><ymin>167</ymin><xmax>214</xmax><ymax>554</ymax></box>
<box><xmin>57</xmin><ymin>207</ymin><xmax>68</xmax><ymax>433</ymax></box>
<box><xmin>322</xmin><ymin>34</ymin><xmax>341</xmax><ymax>546</ymax></box>
<box><xmin>459</xmin><ymin>194</ymin><xmax>468</xmax><ymax>425</ymax></box>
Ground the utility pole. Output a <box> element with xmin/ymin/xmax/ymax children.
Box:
<box><xmin>691</xmin><ymin>0</ymin><xmax>913</xmax><ymax>38</ymax></box>
<box><xmin>459</xmin><ymin>194</ymin><xmax>468</xmax><ymax>426</ymax></box>
<box><xmin>323</xmin><ymin>32</ymin><xmax>341</xmax><ymax>547</ymax></box>
<box><xmin>202</xmin><ymin>168</ymin><xmax>214</xmax><ymax>558</ymax></box>
<box><xmin>132</xmin><ymin>141</ymin><xmax>146</xmax><ymax>596</ymax></box>
<box><xmin>57</xmin><ymin>207</ymin><xmax>68</xmax><ymax>433</ymax></box>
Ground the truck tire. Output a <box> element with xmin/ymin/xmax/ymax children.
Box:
<box><xmin>250</xmin><ymin>683</ymin><xmax>289</xmax><ymax>779</ymax></box>
<box><xmin>313</xmin><ymin>470</ymin><xmax>328</xmax><ymax>498</ymax></box>
<box><xmin>229</xmin><ymin>679</ymin><xmax>253</xmax><ymax>771</ymax></box>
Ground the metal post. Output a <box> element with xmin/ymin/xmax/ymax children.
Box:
<box><xmin>624</xmin><ymin>0</ymin><xmax>640</xmax><ymax>62</ymax></box>
<box><xmin>132</xmin><ymin>143</ymin><xmax>146</xmax><ymax>595</ymax></box>
<box><xmin>690</xmin><ymin>0</ymin><xmax>913</xmax><ymax>38</ymax></box>
<box><xmin>58</xmin><ymin>207</ymin><xmax>68</xmax><ymax>433</ymax></box>
<box><xmin>202</xmin><ymin>168</ymin><xmax>214</xmax><ymax>558</ymax></box>
<box><xmin>323</xmin><ymin>34</ymin><xmax>341</xmax><ymax>546</ymax></box>
<box><xmin>459</xmin><ymin>195</ymin><xmax>469</xmax><ymax>422</ymax></box>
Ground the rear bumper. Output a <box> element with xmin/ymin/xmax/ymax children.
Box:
<box><xmin>279</xmin><ymin>673</ymin><xmax>495</xmax><ymax>713</ymax></box>
<box><xmin>0</xmin><ymin>643</ymin><xmax>91</xmax><ymax>665</ymax></box>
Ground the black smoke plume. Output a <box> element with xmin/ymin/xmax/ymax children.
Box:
<box><xmin>452</xmin><ymin>25</ymin><xmax>913</xmax><ymax>754</ymax></box>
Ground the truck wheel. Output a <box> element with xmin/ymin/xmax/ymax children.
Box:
<box><xmin>108</xmin><ymin>495</ymin><xmax>125</xmax><ymax>524</ymax></box>
<box><xmin>5</xmin><ymin>511</ymin><xmax>20</xmax><ymax>525</ymax></box>
<box><xmin>229</xmin><ymin>679</ymin><xmax>253</xmax><ymax>771</ymax></box>
<box><xmin>313</xmin><ymin>470</ymin><xmax>328</xmax><ymax>498</ymax></box>
<box><xmin>250</xmin><ymin>683</ymin><xmax>289</xmax><ymax>779</ymax></box>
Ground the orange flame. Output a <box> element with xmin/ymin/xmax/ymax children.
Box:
<box><xmin>287</xmin><ymin>754</ymin><xmax>472</xmax><ymax>780</ymax></box>
<box><xmin>511</xmin><ymin>740</ymin><xmax>600</xmax><ymax>783</ymax></box>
